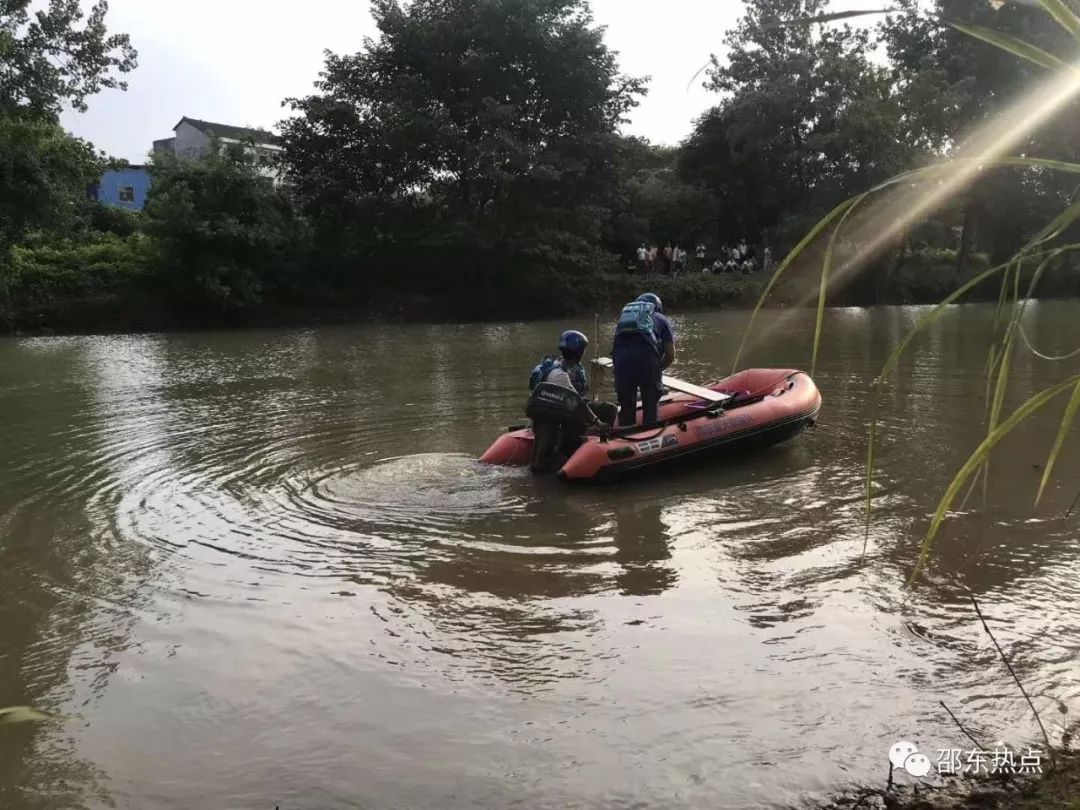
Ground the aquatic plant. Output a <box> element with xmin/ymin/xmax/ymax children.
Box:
<box><xmin>735</xmin><ymin>0</ymin><xmax>1080</xmax><ymax>583</ymax></box>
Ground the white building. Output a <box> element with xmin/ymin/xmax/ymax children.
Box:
<box><xmin>153</xmin><ymin>117</ymin><xmax>283</xmax><ymax>179</ymax></box>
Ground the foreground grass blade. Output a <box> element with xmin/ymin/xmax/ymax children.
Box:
<box><xmin>877</xmin><ymin>259</ymin><xmax>1015</xmax><ymax>385</ymax></box>
<box><xmin>1037</xmin><ymin>381</ymin><xmax>1080</xmax><ymax>506</ymax></box>
<box><xmin>994</xmin><ymin>261</ymin><xmax>1013</xmax><ymax>335</ymax></box>
<box><xmin>1038</xmin><ymin>0</ymin><xmax>1080</xmax><ymax>41</ymax></box>
<box><xmin>0</xmin><ymin>706</ymin><xmax>70</xmax><ymax>724</ymax></box>
<box><xmin>981</xmin><ymin>249</ymin><xmax>1066</xmax><ymax>497</ymax></box>
<box><xmin>864</xmin><ymin>245</ymin><xmax>1080</xmax><ymax>538</ymax></box>
<box><xmin>863</xmin><ymin>379</ymin><xmax>884</xmax><ymax>552</ymax></box>
<box><xmin>813</xmin><ymin>193</ymin><xmax>868</xmax><ymax>378</ymax></box>
<box><xmin>732</xmin><ymin>196</ymin><xmax>858</xmax><ymax>373</ymax></box>
<box><xmin>950</xmin><ymin>23</ymin><xmax>1073</xmax><ymax>72</ymax></box>
<box><xmin>911</xmin><ymin>380</ymin><xmax>1080</xmax><ymax>583</ymax></box>
<box><xmin>989</xmin><ymin>331</ymin><xmax>1014</xmax><ymax>440</ymax></box>
<box><xmin>983</xmin><ymin>328</ymin><xmax>1015</xmax><ymax>496</ymax></box>
<box><xmin>911</xmin><ymin>377</ymin><xmax>1080</xmax><ymax>584</ymax></box>
<box><xmin>1029</xmin><ymin>198</ymin><xmax>1080</xmax><ymax>249</ymax></box>
<box><xmin>985</xmin><ymin>341</ymin><xmax>1000</xmax><ymax>421</ymax></box>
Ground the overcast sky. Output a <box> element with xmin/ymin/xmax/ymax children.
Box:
<box><xmin>61</xmin><ymin>0</ymin><xmax>873</xmax><ymax>163</ymax></box>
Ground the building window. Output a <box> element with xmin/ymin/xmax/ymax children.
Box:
<box><xmin>118</xmin><ymin>185</ymin><xmax>135</xmax><ymax>202</ymax></box>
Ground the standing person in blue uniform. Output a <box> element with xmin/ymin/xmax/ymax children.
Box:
<box><xmin>611</xmin><ymin>293</ymin><xmax>676</xmax><ymax>427</ymax></box>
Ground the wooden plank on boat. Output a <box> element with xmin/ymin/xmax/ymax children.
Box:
<box><xmin>592</xmin><ymin>357</ymin><xmax>731</xmax><ymax>404</ymax></box>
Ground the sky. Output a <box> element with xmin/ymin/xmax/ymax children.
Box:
<box><xmin>61</xmin><ymin>0</ymin><xmax>874</xmax><ymax>163</ymax></box>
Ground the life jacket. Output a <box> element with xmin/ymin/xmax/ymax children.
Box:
<box><xmin>529</xmin><ymin>356</ymin><xmax>590</xmax><ymax>399</ymax></box>
<box><xmin>560</xmin><ymin>360</ymin><xmax>590</xmax><ymax>400</ymax></box>
<box><xmin>614</xmin><ymin>300</ymin><xmax>660</xmax><ymax>353</ymax></box>
<box><xmin>529</xmin><ymin>356</ymin><xmax>558</xmax><ymax>391</ymax></box>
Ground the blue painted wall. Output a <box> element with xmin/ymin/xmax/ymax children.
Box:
<box><xmin>95</xmin><ymin>167</ymin><xmax>151</xmax><ymax>210</ymax></box>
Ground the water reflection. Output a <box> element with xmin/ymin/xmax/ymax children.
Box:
<box><xmin>0</xmin><ymin>337</ymin><xmax>159</xmax><ymax>809</ymax></box>
<box><xmin>608</xmin><ymin>496</ymin><xmax>677</xmax><ymax>597</ymax></box>
<box><xmin>4</xmin><ymin>303</ymin><xmax>1080</xmax><ymax>808</ymax></box>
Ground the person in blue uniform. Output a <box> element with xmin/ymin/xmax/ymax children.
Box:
<box><xmin>526</xmin><ymin>330</ymin><xmax>617</xmax><ymax>473</ymax></box>
<box><xmin>529</xmin><ymin>330</ymin><xmax>618</xmax><ymax>426</ymax></box>
<box><xmin>611</xmin><ymin>293</ymin><xmax>676</xmax><ymax>427</ymax></box>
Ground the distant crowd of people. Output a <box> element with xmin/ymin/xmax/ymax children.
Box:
<box><xmin>631</xmin><ymin>241</ymin><xmax>774</xmax><ymax>277</ymax></box>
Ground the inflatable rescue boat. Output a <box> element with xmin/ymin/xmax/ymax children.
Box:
<box><xmin>480</xmin><ymin>365</ymin><xmax>821</xmax><ymax>482</ymax></box>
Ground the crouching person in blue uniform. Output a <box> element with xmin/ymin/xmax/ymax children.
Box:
<box><xmin>526</xmin><ymin>330</ymin><xmax>618</xmax><ymax>473</ymax></box>
<box><xmin>611</xmin><ymin>293</ymin><xmax>676</xmax><ymax>427</ymax></box>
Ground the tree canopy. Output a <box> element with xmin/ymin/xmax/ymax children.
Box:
<box><xmin>0</xmin><ymin>0</ymin><xmax>135</xmax><ymax>253</ymax></box>
<box><xmin>0</xmin><ymin>0</ymin><xmax>137</xmax><ymax>119</ymax></box>
<box><xmin>9</xmin><ymin>0</ymin><xmax>1080</xmax><ymax>330</ymax></box>
<box><xmin>279</xmin><ymin>0</ymin><xmax>645</xmax><ymax>312</ymax></box>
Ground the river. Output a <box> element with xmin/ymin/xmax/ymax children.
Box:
<box><xmin>2</xmin><ymin>302</ymin><xmax>1080</xmax><ymax>809</ymax></box>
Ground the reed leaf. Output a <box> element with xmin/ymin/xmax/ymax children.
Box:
<box><xmin>982</xmin><ymin>249</ymin><xmax>1064</xmax><ymax>494</ymax></box>
<box><xmin>865</xmin><ymin>260</ymin><xmax>1012</xmax><ymax>538</ymax></box>
<box><xmin>949</xmin><ymin>23</ymin><xmax>1073</xmax><ymax>71</ymax></box>
<box><xmin>1038</xmin><ymin>0</ymin><xmax>1080</xmax><ymax>42</ymax></box>
<box><xmin>1028</xmin><ymin>197</ymin><xmax>1080</xmax><ymax>249</ymax></box>
<box><xmin>685</xmin><ymin>60</ymin><xmax>712</xmax><ymax>92</ymax></box>
<box><xmin>985</xmin><ymin>341</ymin><xmax>1000</xmax><ymax>420</ymax></box>
<box><xmin>993</xmin><ymin>261</ymin><xmax>1013</xmax><ymax>335</ymax></box>
<box><xmin>910</xmin><ymin>377</ymin><xmax>1080</xmax><ymax>583</ymax></box>
<box><xmin>744</xmin><ymin>157</ymin><xmax>1080</xmax><ymax>380</ymax></box>
<box><xmin>989</xmin><ymin>329</ymin><xmax>1015</xmax><ymax>434</ymax></box>
<box><xmin>876</xmin><ymin>258</ymin><xmax>1016</xmax><ymax>385</ymax></box>
<box><xmin>1036</xmin><ymin>381</ymin><xmax>1080</xmax><ymax>506</ymax></box>
<box><xmin>864</xmin><ymin>244</ymin><xmax>1080</xmax><ymax>537</ymax></box>
<box><xmin>863</xmin><ymin>378</ymin><xmax>884</xmax><ymax>552</ymax></box>
<box><xmin>813</xmin><ymin>193</ymin><xmax>868</xmax><ymax>378</ymax></box>
<box><xmin>985</xmin><ymin>329</ymin><xmax>1015</xmax><ymax>493</ymax></box>
<box><xmin>731</xmin><ymin>196</ymin><xmax>858</xmax><ymax>373</ymax></box>
<box><xmin>0</xmin><ymin>706</ymin><xmax>70</xmax><ymax>724</ymax></box>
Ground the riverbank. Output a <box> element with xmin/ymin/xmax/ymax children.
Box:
<box><xmin>822</xmin><ymin>749</ymin><xmax>1080</xmax><ymax>810</ymax></box>
<box><xmin>0</xmin><ymin>268</ymin><xmax>771</xmax><ymax>335</ymax></box>
<box><xmin>5</xmin><ymin>250</ymin><xmax>1080</xmax><ymax>336</ymax></box>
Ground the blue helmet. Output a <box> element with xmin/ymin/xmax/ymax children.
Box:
<box><xmin>637</xmin><ymin>292</ymin><xmax>663</xmax><ymax>312</ymax></box>
<box><xmin>558</xmin><ymin>330</ymin><xmax>589</xmax><ymax>359</ymax></box>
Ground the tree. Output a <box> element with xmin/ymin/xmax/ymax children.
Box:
<box><xmin>279</xmin><ymin>0</ymin><xmax>645</xmax><ymax>311</ymax></box>
<box><xmin>143</xmin><ymin>146</ymin><xmax>310</xmax><ymax>313</ymax></box>
<box><xmin>603</xmin><ymin>138</ymin><xmax>716</xmax><ymax>256</ymax></box>
<box><xmin>0</xmin><ymin>0</ymin><xmax>135</xmax><ymax>256</ymax></box>
<box><xmin>880</xmin><ymin>0</ymin><xmax>1080</xmax><ymax>267</ymax></box>
<box><xmin>0</xmin><ymin>0</ymin><xmax>137</xmax><ymax>119</ymax></box>
<box><xmin>681</xmin><ymin>0</ymin><xmax>916</xmax><ymax>248</ymax></box>
<box><xmin>0</xmin><ymin>117</ymin><xmax>100</xmax><ymax>252</ymax></box>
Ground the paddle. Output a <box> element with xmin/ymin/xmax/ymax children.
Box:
<box><xmin>592</xmin><ymin>357</ymin><xmax>732</xmax><ymax>405</ymax></box>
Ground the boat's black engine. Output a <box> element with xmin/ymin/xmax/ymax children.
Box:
<box><xmin>525</xmin><ymin>383</ymin><xmax>593</xmax><ymax>474</ymax></box>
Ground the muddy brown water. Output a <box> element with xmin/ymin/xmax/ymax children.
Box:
<box><xmin>3</xmin><ymin>303</ymin><xmax>1080</xmax><ymax>810</ymax></box>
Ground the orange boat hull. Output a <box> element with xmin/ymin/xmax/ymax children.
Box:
<box><xmin>480</xmin><ymin>369</ymin><xmax>821</xmax><ymax>482</ymax></box>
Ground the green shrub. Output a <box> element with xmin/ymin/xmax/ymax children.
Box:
<box><xmin>4</xmin><ymin>233</ymin><xmax>154</xmax><ymax>307</ymax></box>
<box><xmin>88</xmin><ymin>204</ymin><xmax>143</xmax><ymax>238</ymax></box>
<box><xmin>144</xmin><ymin>148</ymin><xmax>311</xmax><ymax>314</ymax></box>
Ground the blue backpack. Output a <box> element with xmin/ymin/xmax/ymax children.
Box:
<box><xmin>529</xmin><ymin>356</ymin><xmax>558</xmax><ymax>391</ymax></box>
<box><xmin>614</xmin><ymin>301</ymin><xmax>660</xmax><ymax>352</ymax></box>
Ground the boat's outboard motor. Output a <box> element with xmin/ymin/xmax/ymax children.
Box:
<box><xmin>525</xmin><ymin>382</ymin><xmax>593</xmax><ymax>474</ymax></box>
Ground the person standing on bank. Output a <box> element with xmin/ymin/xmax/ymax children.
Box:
<box><xmin>611</xmin><ymin>293</ymin><xmax>676</xmax><ymax>427</ymax></box>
